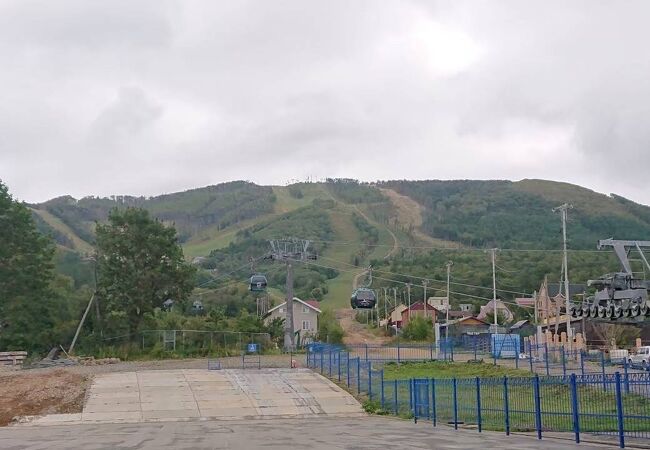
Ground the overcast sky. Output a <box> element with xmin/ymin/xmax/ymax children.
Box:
<box><xmin>1</xmin><ymin>1</ymin><xmax>650</xmax><ymax>204</ymax></box>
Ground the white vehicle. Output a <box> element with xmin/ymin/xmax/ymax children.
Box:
<box><xmin>629</xmin><ymin>346</ymin><xmax>650</xmax><ymax>367</ymax></box>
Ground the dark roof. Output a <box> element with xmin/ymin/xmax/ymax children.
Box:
<box><xmin>548</xmin><ymin>283</ymin><xmax>585</xmax><ymax>298</ymax></box>
<box><xmin>448</xmin><ymin>310</ymin><xmax>472</xmax><ymax>318</ymax></box>
<box><xmin>511</xmin><ymin>320</ymin><xmax>530</xmax><ymax>329</ymax></box>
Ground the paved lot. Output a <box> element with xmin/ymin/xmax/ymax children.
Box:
<box><xmin>24</xmin><ymin>368</ymin><xmax>362</xmax><ymax>425</ymax></box>
<box><xmin>0</xmin><ymin>416</ymin><xmax>611</xmax><ymax>449</ymax></box>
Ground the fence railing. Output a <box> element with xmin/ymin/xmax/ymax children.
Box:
<box><xmin>307</xmin><ymin>343</ymin><xmax>650</xmax><ymax>448</ymax></box>
<box><xmin>96</xmin><ymin>329</ymin><xmax>272</xmax><ymax>356</ymax></box>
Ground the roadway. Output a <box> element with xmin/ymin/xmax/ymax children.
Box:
<box><xmin>0</xmin><ymin>416</ymin><xmax>610</xmax><ymax>450</ymax></box>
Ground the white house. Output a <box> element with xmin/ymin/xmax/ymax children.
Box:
<box><xmin>264</xmin><ymin>297</ymin><xmax>321</xmax><ymax>336</ymax></box>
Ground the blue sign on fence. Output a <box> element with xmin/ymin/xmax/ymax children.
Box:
<box><xmin>247</xmin><ymin>343</ymin><xmax>259</xmax><ymax>353</ymax></box>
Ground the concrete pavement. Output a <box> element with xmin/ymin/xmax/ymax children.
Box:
<box><xmin>22</xmin><ymin>368</ymin><xmax>363</xmax><ymax>426</ymax></box>
<box><xmin>0</xmin><ymin>416</ymin><xmax>611</xmax><ymax>449</ymax></box>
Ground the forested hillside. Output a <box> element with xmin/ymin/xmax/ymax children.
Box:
<box><xmin>32</xmin><ymin>181</ymin><xmax>275</xmax><ymax>248</ymax></box>
<box><xmin>10</xmin><ymin>177</ymin><xmax>650</xmax><ymax>354</ymax></box>
<box><xmin>382</xmin><ymin>179</ymin><xmax>650</xmax><ymax>249</ymax></box>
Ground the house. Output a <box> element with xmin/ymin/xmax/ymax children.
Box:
<box><xmin>448</xmin><ymin>309</ymin><xmax>473</xmax><ymax>319</ymax></box>
<box><xmin>459</xmin><ymin>304</ymin><xmax>473</xmax><ymax>312</ymax></box>
<box><xmin>388</xmin><ymin>304</ymin><xmax>408</xmax><ymax>329</ymax></box>
<box><xmin>427</xmin><ymin>297</ymin><xmax>449</xmax><ymax>311</ymax></box>
<box><xmin>535</xmin><ymin>277</ymin><xmax>585</xmax><ymax>331</ymax></box>
<box><xmin>477</xmin><ymin>299</ymin><xmax>514</xmax><ymax>323</ymax></box>
<box><xmin>439</xmin><ymin>316</ymin><xmax>492</xmax><ymax>349</ymax></box>
<box><xmin>401</xmin><ymin>301</ymin><xmax>439</xmax><ymax>327</ymax></box>
<box><xmin>515</xmin><ymin>297</ymin><xmax>536</xmax><ymax>308</ymax></box>
<box><xmin>264</xmin><ymin>297</ymin><xmax>321</xmax><ymax>336</ymax></box>
<box><xmin>510</xmin><ymin>319</ymin><xmax>536</xmax><ymax>337</ymax></box>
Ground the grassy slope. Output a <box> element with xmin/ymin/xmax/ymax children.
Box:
<box><xmin>183</xmin><ymin>185</ymin><xmax>326</xmax><ymax>257</ymax></box>
<box><xmin>30</xmin><ymin>208</ymin><xmax>94</xmax><ymax>254</ymax></box>
<box><xmin>319</xmin><ymin>207</ymin><xmax>362</xmax><ymax>308</ymax></box>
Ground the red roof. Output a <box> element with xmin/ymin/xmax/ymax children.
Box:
<box><xmin>305</xmin><ymin>299</ymin><xmax>320</xmax><ymax>309</ymax></box>
<box><xmin>406</xmin><ymin>301</ymin><xmax>441</xmax><ymax>312</ymax></box>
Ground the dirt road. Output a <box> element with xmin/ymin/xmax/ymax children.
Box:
<box><xmin>336</xmin><ymin>309</ymin><xmax>390</xmax><ymax>345</ymax></box>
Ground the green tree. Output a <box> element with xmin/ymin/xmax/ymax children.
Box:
<box><xmin>96</xmin><ymin>208</ymin><xmax>195</xmax><ymax>335</ymax></box>
<box><xmin>0</xmin><ymin>181</ymin><xmax>59</xmax><ymax>352</ymax></box>
<box><xmin>317</xmin><ymin>308</ymin><xmax>344</xmax><ymax>344</ymax></box>
<box><xmin>401</xmin><ymin>316</ymin><xmax>433</xmax><ymax>341</ymax></box>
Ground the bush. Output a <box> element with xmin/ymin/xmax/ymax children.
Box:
<box><xmin>401</xmin><ymin>316</ymin><xmax>433</xmax><ymax>341</ymax></box>
<box><xmin>317</xmin><ymin>308</ymin><xmax>345</xmax><ymax>344</ymax></box>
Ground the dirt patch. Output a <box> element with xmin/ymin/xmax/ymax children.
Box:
<box><xmin>337</xmin><ymin>309</ymin><xmax>390</xmax><ymax>345</ymax></box>
<box><xmin>0</xmin><ymin>369</ymin><xmax>90</xmax><ymax>426</ymax></box>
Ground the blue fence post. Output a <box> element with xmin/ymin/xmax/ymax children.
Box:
<box><xmin>431</xmin><ymin>378</ymin><xmax>437</xmax><ymax>426</ymax></box>
<box><xmin>452</xmin><ymin>378</ymin><xmax>458</xmax><ymax>430</ymax></box>
<box><xmin>561</xmin><ymin>346</ymin><xmax>567</xmax><ymax>376</ymax></box>
<box><xmin>623</xmin><ymin>358</ymin><xmax>630</xmax><ymax>394</ymax></box>
<box><xmin>413</xmin><ymin>379</ymin><xmax>418</xmax><ymax>423</ymax></box>
<box><xmin>328</xmin><ymin>350</ymin><xmax>332</xmax><ymax>377</ymax></box>
<box><xmin>601</xmin><ymin>352</ymin><xmax>607</xmax><ymax>392</ymax></box>
<box><xmin>614</xmin><ymin>372</ymin><xmax>625</xmax><ymax>449</ymax></box>
<box><xmin>365</xmin><ymin>343</ymin><xmax>369</xmax><ymax>362</ymax></box>
<box><xmin>357</xmin><ymin>357</ymin><xmax>361</xmax><ymax>394</ymax></box>
<box><xmin>394</xmin><ymin>379</ymin><xmax>398</xmax><ymax>415</ymax></box>
<box><xmin>347</xmin><ymin>352</ymin><xmax>351</xmax><ymax>386</ymax></box>
<box><xmin>533</xmin><ymin>375</ymin><xmax>542</xmax><ymax>440</ymax></box>
<box><xmin>569</xmin><ymin>373</ymin><xmax>580</xmax><ymax>443</ymax></box>
<box><xmin>320</xmin><ymin>350</ymin><xmax>324</xmax><ymax>373</ymax></box>
<box><xmin>503</xmin><ymin>376</ymin><xmax>510</xmax><ymax>436</ymax></box>
<box><xmin>380</xmin><ymin>369</ymin><xmax>385</xmax><ymax>410</ymax></box>
<box><xmin>580</xmin><ymin>350</ymin><xmax>585</xmax><ymax>376</ymax></box>
<box><xmin>368</xmin><ymin>362</ymin><xmax>373</xmax><ymax>400</ymax></box>
<box><xmin>476</xmin><ymin>377</ymin><xmax>482</xmax><ymax>433</ymax></box>
<box><xmin>409</xmin><ymin>379</ymin><xmax>414</xmax><ymax>415</ymax></box>
<box><xmin>337</xmin><ymin>351</ymin><xmax>341</xmax><ymax>382</ymax></box>
<box><xmin>544</xmin><ymin>343</ymin><xmax>550</xmax><ymax>376</ymax></box>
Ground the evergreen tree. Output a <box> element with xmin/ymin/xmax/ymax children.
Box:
<box><xmin>0</xmin><ymin>180</ymin><xmax>58</xmax><ymax>352</ymax></box>
<box><xmin>96</xmin><ymin>208</ymin><xmax>195</xmax><ymax>335</ymax></box>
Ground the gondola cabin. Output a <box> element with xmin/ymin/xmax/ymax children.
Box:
<box><xmin>350</xmin><ymin>288</ymin><xmax>376</xmax><ymax>309</ymax></box>
<box><xmin>249</xmin><ymin>274</ymin><xmax>268</xmax><ymax>292</ymax></box>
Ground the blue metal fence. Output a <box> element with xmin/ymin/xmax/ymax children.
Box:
<box><xmin>307</xmin><ymin>343</ymin><xmax>650</xmax><ymax>448</ymax></box>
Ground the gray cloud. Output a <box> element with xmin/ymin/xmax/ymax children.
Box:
<box><xmin>1</xmin><ymin>0</ymin><xmax>650</xmax><ymax>204</ymax></box>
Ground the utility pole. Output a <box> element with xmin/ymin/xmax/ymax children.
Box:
<box><xmin>446</xmin><ymin>261</ymin><xmax>453</xmax><ymax>341</ymax></box>
<box><xmin>423</xmin><ymin>280</ymin><xmax>428</xmax><ymax>317</ymax></box>
<box><xmin>553</xmin><ymin>203</ymin><xmax>573</xmax><ymax>339</ymax></box>
<box><xmin>285</xmin><ymin>261</ymin><xmax>294</xmax><ymax>350</ymax></box>
<box><xmin>269</xmin><ymin>238</ymin><xmax>315</xmax><ymax>351</ymax></box>
<box><xmin>384</xmin><ymin>288</ymin><xmax>388</xmax><ymax>330</ymax></box>
<box><xmin>407</xmin><ymin>283</ymin><xmax>411</xmax><ymax>310</ymax></box>
<box><xmin>491</xmin><ymin>248</ymin><xmax>498</xmax><ymax>331</ymax></box>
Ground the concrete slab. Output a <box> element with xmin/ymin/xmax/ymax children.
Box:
<box><xmin>24</xmin><ymin>368</ymin><xmax>364</xmax><ymax>426</ymax></box>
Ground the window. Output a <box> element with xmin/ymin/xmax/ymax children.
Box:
<box><xmin>279</xmin><ymin>308</ymin><xmax>285</xmax><ymax>313</ymax></box>
<box><xmin>302</xmin><ymin>306</ymin><xmax>310</xmax><ymax>313</ymax></box>
<box><xmin>302</xmin><ymin>320</ymin><xmax>311</xmax><ymax>330</ymax></box>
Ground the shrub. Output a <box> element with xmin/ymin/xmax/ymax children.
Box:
<box><xmin>401</xmin><ymin>316</ymin><xmax>433</xmax><ymax>341</ymax></box>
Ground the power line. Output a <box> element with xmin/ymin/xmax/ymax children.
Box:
<box><xmin>302</xmin><ymin>238</ymin><xmax>611</xmax><ymax>254</ymax></box>
<box><xmin>195</xmin><ymin>254</ymin><xmax>269</xmax><ymax>289</ymax></box>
